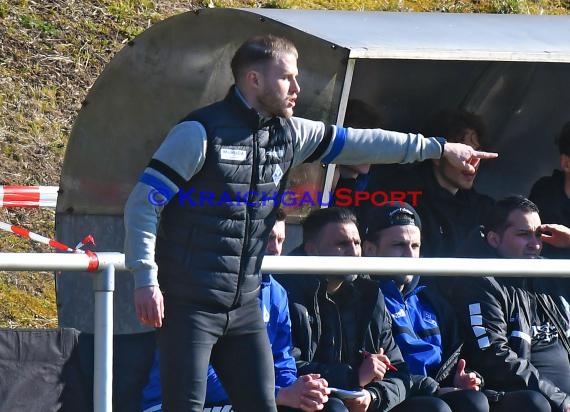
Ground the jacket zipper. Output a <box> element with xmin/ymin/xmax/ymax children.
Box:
<box><xmin>311</xmin><ymin>283</ymin><xmax>321</xmax><ymax>361</ymax></box>
<box><xmin>233</xmin><ymin>130</ymin><xmax>259</xmax><ymax>307</ymax></box>
<box><xmin>325</xmin><ymin>293</ymin><xmax>343</xmax><ymax>362</ymax></box>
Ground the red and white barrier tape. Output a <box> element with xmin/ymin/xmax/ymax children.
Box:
<box><xmin>0</xmin><ymin>185</ymin><xmax>58</xmax><ymax>209</ymax></box>
<box><xmin>0</xmin><ymin>186</ymin><xmax>100</xmax><ymax>271</ymax></box>
<box><xmin>0</xmin><ymin>221</ymin><xmax>98</xmax><ymax>270</ymax></box>
<box><xmin>0</xmin><ymin>221</ymin><xmax>95</xmax><ymax>253</ymax></box>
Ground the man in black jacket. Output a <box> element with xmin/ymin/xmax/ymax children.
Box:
<box><xmin>279</xmin><ymin>207</ymin><xmax>452</xmax><ymax>412</ymax></box>
<box><xmin>529</xmin><ymin>121</ymin><xmax>570</xmax><ymax>258</ymax></box>
<box><xmin>357</xmin><ymin>109</ymin><xmax>494</xmax><ymax>258</ymax></box>
<box><xmin>450</xmin><ymin>196</ymin><xmax>570</xmax><ymax>412</ymax></box>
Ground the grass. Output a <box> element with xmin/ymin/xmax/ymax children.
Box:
<box><xmin>0</xmin><ymin>0</ymin><xmax>569</xmax><ymax>328</ymax></box>
<box><xmin>0</xmin><ymin>272</ymin><xmax>57</xmax><ymax>328</ymax></box>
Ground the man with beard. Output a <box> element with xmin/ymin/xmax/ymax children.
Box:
<box><xmin>124</xmin><ymin>34</ymin><xmax>496</xmax><ymax>411</ymax></box>
<box><xmin>362</xmin><ymin>202</ymin><xmax>552</xmax><ymax>412</ymax></box>
<box><xmin>279</xmin><ymin>207</ymin><xmax>449</xmax><ymax>412</ymax></box>
<box><xmin>450</xmin><ymin>196</ymin><xmax>570</xmax><ymax>412</ymax></box>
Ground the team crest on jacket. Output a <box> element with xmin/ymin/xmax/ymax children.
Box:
<box><xmin>266</xmin><ymin>148</ymin><xmax>285</xmax><ymax>159</ymax></box>
<box><xmin>423</xmin><ymin>311</ymin><xmax>438</xmax><ymax>326</ymax></box>
<box><xmin>531</xmin><ymin>322</ymin><xmax>558</xmax><ymax>343</ymax></box>
<box><xmin>272</xmin><ymin>165</ymin><xmax>284</xmax><ymax>185</ymax></box>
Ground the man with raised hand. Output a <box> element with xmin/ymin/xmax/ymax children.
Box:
<box><xmin>530</xmin><ymin>121</ymin><xmax>570</xmax><ymax>259</ymax></box>
<box><xmin>450</xmin><ymin>196</ymin><xmax>570</xmax><ymax>412</ymax></box>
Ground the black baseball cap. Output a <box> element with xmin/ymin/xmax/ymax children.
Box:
<box><xmin>363</xmin><ymin>202</ymin><xmax>422</xmax><ymax>240</ymax></box>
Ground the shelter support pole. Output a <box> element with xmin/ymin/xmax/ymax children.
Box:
<box><xmin>322</xmin><ymin>58</ymin><xmax>355</xmax><ymax>206</ymax></box>
<box><xmin>94</xmin><ymin>264</ymin><xmax>115</xmax><ymax>412</ymax></box>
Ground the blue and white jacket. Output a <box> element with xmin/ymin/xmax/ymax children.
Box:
<box><xmin>379</xmin><ymin>276</ymin><xmax>464</xmax><ymax>390</ymax></box>
<box><xmin>141</xmin><ymin>274</ymin><xmax>296</xmax><ymax>411</ymax></box>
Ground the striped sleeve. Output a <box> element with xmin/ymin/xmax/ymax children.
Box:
<box><xmin>288</xmin><ymin>117</ymin><xmax>334</xmax><ymax>167</ymax></box>
<box><xmin>289</xmin><ymin>117</ymin><xmax>443</xmax><ymax>166</ymax></box>
<box><xmin>327</xmin><ymin>127</ymin><xmax>442</xmax><ymax>165</ymax></box>
<box><xmin>124</xmin><ymin>121</ymin><xmax>207</xmax><ymax>288</ymax></box>
<box><xmin>140</xmin><ymin>121</ymin><xmax>207</xmax><ymax>202</ymax></box>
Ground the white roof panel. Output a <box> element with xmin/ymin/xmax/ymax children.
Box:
<box><xmin>246</xmin><ymin>9</ymin><xmax>570</xmax><ymax>62</ymax></box>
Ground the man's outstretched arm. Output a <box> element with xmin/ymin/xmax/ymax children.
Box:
<box><xmin>289</xmin><ymin>118</ymin><xmax>497</xmax><ymax>172</ymax></box>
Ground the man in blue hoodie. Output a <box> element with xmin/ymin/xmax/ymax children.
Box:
<box><xmin>362</xmin><ymin>202</ymin><xmax>488</xmax><ymax>412</ymax></box>
<box><xmin>142</xmin><ymin>210</ymin><xmax>329</xmax><ymax>412</ymax></box>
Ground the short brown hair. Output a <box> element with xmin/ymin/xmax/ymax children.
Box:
<box><xmin>482</xmin><ymin>195</ymin><xmax>539</xmax><ymax>236</ymax></box>
<box><xmin>231</xmin><ymin>35</ymin><xmax>298</xmax><ymax>82</ymax></box>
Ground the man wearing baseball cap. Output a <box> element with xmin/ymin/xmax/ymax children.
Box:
<box><xmin>362</xmin><ymin>202</ymin><xmax>489</xmax><ymax>412</ymax></box>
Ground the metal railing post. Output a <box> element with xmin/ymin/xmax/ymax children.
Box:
<box><xmin>94</xmin><ymin>264</ymin><xmax>115</xmax><ymax>412</ymax></box>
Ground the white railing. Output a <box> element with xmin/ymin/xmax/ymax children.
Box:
<box><xmin>262</xmin><ymin>255</ymin><xmax>570</xmax><ymax>277</ymax></box>
<box><xmin>1</xmin><ymin>253</ymin><xmax>569</xmax><ymax>412</ymax></box>
<box><xmin>0</xmin><ymin>252</ymin><xmax>124</xmax><ymax>412</ymax></box>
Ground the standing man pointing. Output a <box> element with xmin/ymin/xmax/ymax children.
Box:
<box><xmin>124</xmin><ymin>34</ymin><xmax>497</xmax><ymax>411</ymax></box>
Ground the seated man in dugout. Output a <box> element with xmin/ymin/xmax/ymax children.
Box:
<box><xmin>449</xmin><ymin>195</ymin><xmax>570</xmax><ymax>412</ymax></box>
<box><xmin>357</xmin><ymin>109</ymin><xmax>495</xmax><ymax>258</ymax></box>
<box><xmin>529</xmin><ymin>120</ymin><xmax>570</xmax><ymax>259</ymax></box>
<box><xmin>362</xmin><ymin>202</ymin><xmax>489</xmax><ymax>412</ymax></box>
<box><xmin>278</xmin><ymin>207</ymin><xmax>456</xmax><ymax>412</ymax></box>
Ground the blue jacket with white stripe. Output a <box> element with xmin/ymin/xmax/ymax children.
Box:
<box><xmin>379</xmin><ymin>276</ymin><xmax>463</xmax><ymax>390</ymax></box>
